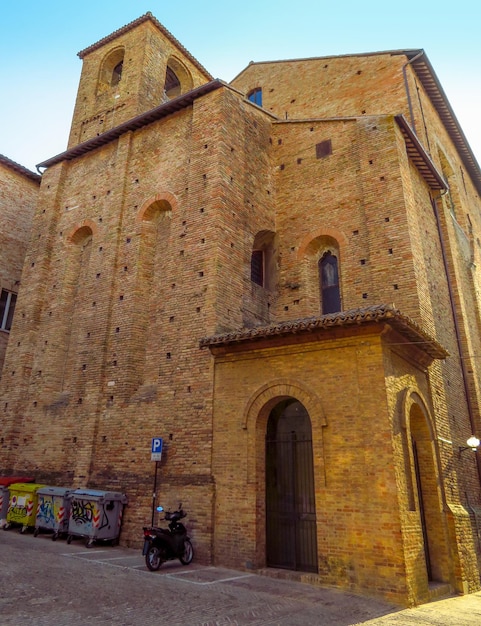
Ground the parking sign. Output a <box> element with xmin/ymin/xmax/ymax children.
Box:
<box><xmin>151</xmin><ymin>438</ymin><xmax>163</xmax><ymax>461</ymax></box>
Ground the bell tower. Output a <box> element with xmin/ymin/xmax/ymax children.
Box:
<box><xmin>67</xmin><ymin>12</ymin><xmax>212</xmax><ymax>148</ymax></box>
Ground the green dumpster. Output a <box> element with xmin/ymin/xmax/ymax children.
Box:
<box><xmin>4</xmin><ymin>482</ymin><xmax>46</xmax><ymax>533</ymax></box>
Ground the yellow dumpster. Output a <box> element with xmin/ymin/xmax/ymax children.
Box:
<box><xmin>4</xmin><ymin>482</ymin><xmax>46</xmax><ymax>533</ymax></box>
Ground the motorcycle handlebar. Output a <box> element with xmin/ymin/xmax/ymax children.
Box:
<box><xmin>164</xmin><ymin>509</ymin><xmax>186</xmax><ymax>521</ymax></box>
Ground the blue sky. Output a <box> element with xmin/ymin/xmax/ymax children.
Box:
<box><xmin>1</xmin><ymin>1</ymin><xmax>480</xmax><ymax>172</ymax></box>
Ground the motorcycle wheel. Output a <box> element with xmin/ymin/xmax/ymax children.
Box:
<box><xmin>145</xmin><ymin>545</ymin><xmax>164</xmax><ymax>571</ymax></box>
<box><xmin>179</xmin><ymin>539</ymin><xmax>194</xmax><ymax>565</ymax></box>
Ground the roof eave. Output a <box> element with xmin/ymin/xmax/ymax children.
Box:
<box><xmin>0</xmin><ymin>154</ymin><xmax>41</xmax><ymax>184</ymax></box>
<box><xmin>395</xmin><ymin>114</ymin><xmax>448</xmax><ymax>190</ymax></box>
<box><xmin>36</xmin><ymin>80</ymin><xmax>225</xmax><ymax>170</ymax></box>
<box><xmin>397</xmin><ymin>50</ymin><xmax>481</xmax><ymax>196</ymax></box>
<box><xmin>200</xmin><ymin>304</ymin><xmax>448</xmax><ymax>361</ymax></box>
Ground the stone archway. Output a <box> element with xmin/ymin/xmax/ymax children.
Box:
<box><xmin>243</xmin><ymin>380</ymin><xmax>326</xmax><ymax>569</ymax></box>
<box><xmin>400</xmin><ymin>389</ymin><xmax>451</xmax><ymax>587</ymax></box>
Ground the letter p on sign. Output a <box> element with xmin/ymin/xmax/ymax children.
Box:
<box><xmin>151</xmin><ymin>437</ymin><xmax>163</xmax><ymax>461</ymax></box>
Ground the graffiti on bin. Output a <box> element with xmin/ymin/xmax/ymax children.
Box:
<box><xmin>36</xmin><ymin>498</ymin><xmax>56</xmax><ymax>527</ymax></box>
<box><xmin>8</xmin><ymin>495</ymin><xmax>33</xmax><ymax>521</ymax></box>
<box><xmin>70</xmin><ymin>499</ymin><xmax>110</xmax><ymax>532</ymax></box>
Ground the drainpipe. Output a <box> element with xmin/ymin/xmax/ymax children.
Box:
<box><xmin>431</xmin><ymin>192</ymin><xmax>481</xmax><ymax>490</ymax></box>
<box><xmin>402</xmin><ymin>51</ymin><xmax>425</xmax><ymax>134</ymax></box>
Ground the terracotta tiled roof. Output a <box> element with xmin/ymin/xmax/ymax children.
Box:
<box><xmin>199</xmin><ymin>304</ymin><xmax>448</xmax><ymax>360</ymax></box>
<box><xmin>77</xmin><ymin>12</ymin><xmax>213</xmax><ymax>81</ymax></box>
<box><xmin>0</xmin><ymin>154</ymin><xmax>41</xmax><ymax>184</ymax></box>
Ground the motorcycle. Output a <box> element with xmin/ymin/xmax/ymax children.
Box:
<box><xmin>142</xmin><ymin>504</ymin><xmax>194</xmax><ymax>571</ymax></box>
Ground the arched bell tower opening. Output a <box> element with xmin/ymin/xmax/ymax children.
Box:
<box><xmin>97</xmin><ymin>47</ymin><xmax>125</xmax><ymax>93</ymax></box>
<box><xmin>265</xmin><ymin>398</ymin><xmax>318</xmax><ymax>572</ymax></box>
<box><xmin>163</xmin><ymin>56</ymin><xmax>193</xmax><ymax>100</ymax></box>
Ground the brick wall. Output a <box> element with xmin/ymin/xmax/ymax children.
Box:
<box><xmin>0</xmin><ymin>159</ymin><xmax>38</xmax><ymax>376</ymax></box>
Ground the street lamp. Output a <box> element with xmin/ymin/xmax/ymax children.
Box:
<box><xmin>459</xmin><ymin>436</ymin><xmax>481</xmax><ymax>455</ymax></box>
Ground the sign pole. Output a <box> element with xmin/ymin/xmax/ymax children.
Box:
<box><xmin>151</xmin><ymin>461</ymin><xmax>158</xmax><ymax>527</ymax></box>
<box><xmin>150</xmin><ymin>437</ymin><xmax>163</xmax><ymax>527</ymax></box>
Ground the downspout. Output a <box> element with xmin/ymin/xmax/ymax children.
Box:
<box><xmin>402</xmin><ymin>51</ymin><xmax>425</xmax><ymax>134</ymax></box>
<box><xmin>431</xmin><ymin>192</ymin><xmax>481</xmax><ymax>490</ymax></box>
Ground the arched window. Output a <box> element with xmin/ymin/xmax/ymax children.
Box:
<box><xmin>111</xmin><ymin>61</ymin><xmax>123</xmax><ymax>87</ymax></box>
<box><xmin>163</xmin><ymin>57</ymin><xmax>193</xmax><ymax>100</ymax></box>
<box><xmin>98</xmin><ymin>47</ymin><xmax>125</xmax><ymax>93</ymax></box>
<box><xmin>319</xmin><ymin>251</ymin><xmax>341</xmax><ymax>314</ymax></box>
<box><xmin>247</xmin><ymin>88</ymin><xmax>262</xmax><ymax>106</ymax></box>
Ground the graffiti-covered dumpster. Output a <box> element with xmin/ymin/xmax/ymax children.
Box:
<box><xmin>4</xmin><ymin>482</ymin><xmax>46</xmax><ymax>532</ymax></box>
<box><xmin>34</xmin><ymin>486</ymin><xmax>74</xmax><ymax>540</ymax></box>
<box><xmin>66</xmin><ymin>489</ymin><xmax>128</xmax><ymax>547</ymax></box>
<box><xmin>0</xmin><ymin>477</ymin><xmax>34</xmax><ymax>528</ymax></box>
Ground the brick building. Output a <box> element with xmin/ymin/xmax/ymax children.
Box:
<box><xmin>2</xmin><ymin>12</ymin><xmax>481</xmax><ymax>605</ymax></box>
<box><xmin>0</xmin><ymin>155</ymin><xmax>39</xmax><ymax>376</ymax></box>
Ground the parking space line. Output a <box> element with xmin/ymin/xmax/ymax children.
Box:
<box><xmin>59</xmin><ymin>551</ymin><xmax>255</xmax><ymax>586</ymax></box>
<box><xmin>61</xmin><ymin>550</ymin><xmax>110</xmax><ymax>556</ymax></box>
<box><xmin>96</xmin><ymin>556</ymin><xmax>143</xmax><ymax>561</ymax></box>
<box><xmin>166</xmin><ymin>570</ymin><xmax>255</xmax><ymax>586</ymax></box>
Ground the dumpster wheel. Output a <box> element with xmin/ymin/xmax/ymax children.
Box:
<box><xmin>33</xmin><ymin>528</ymin><xmax>40</xmax><ymax>537</ymax></box>
<box><xmin>3</xmin><ymin>523</ymin><xmax>10</xmax><ymax>531</ymax></box>
<box><xmin>86</xmin><ymin>538</ymin><xmax>95</xmax><ymax>548</ymax></box>
<box><xmin>67</xmin><ymin>535</ymin><xmax>73</xmax><ymax>544</ymax></box>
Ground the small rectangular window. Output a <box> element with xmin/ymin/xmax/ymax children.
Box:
<box><xmin>0</xmin><ymin>290</ymin><xmax>17</xmax><ymax>332</ymax></box>
<box><xmin>316</xmin><ymin>140</ymin><xmax>332</xmax><ymax>159</ymax></box>
<box><xmin>251</xmin><ymin>250</ymin><xmax>264</xmax><ymax>286</ymax></box>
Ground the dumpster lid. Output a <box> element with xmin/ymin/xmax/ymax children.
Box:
<box><xmin>69</xmin><ymin>488</ymin><xmax>127</xmax><ymax>503</ymax></box>
<box><xmin>7</xmin><ymin>483</ymin><xmax>46</xmax><ymax>492</ymax></box>
<box><xmin>0</xmin><ymin>476</ymin><xmax>35</xmax><ymax>487</ymax></box>
<box><xmin>37</xmin><ymin>486</ymin><xmax>74</xmax><ymax>496</ymax></box>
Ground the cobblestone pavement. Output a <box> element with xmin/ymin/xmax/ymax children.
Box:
<box><xmin>1</xmin><ymin>529</ymin><xmax>481</xmax><ymax>625</ymax></box>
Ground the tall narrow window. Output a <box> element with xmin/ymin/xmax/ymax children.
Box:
<box><xmin>248</xmin><ymin>88</ymin><xmax>262</xmax><ymax>106</ymax></box>
<box><xmin>319</xmin><ymin>251</ymin><xmax>341</xmax><ymax>314</ymax></box>
<box><xmin>251</xmin><ymin>250</ymin><xmax>264</xmax><ymax>286</ymax></box>
<box><xmin>0</xmin><ymin>290</ymin><xmax>17</xmax><ymax>332</ymax></box>
<box><xmin>111</xmin><ymin>61</ymin><xmax>123</xmax><ymax>86</ymax></box>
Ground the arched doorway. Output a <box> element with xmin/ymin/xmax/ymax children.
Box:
<box><xmin>265</xmin><ymin>399</ymin><xmax>318</xmax><ymax>572</ymax></box>
<box><xmin>409</xmin><ymin>401</ymin><xmax>449</xmax><ymax>583</ymax></box>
